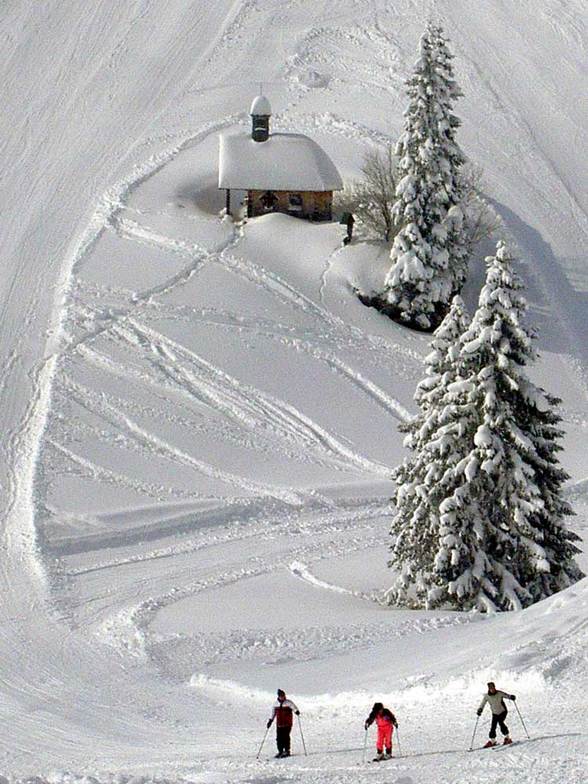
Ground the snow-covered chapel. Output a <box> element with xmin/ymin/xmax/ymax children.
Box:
<box><xmin>218</xmin><ymin>94</ymin><xmax>342</xmax><ymax>220</ymax></box>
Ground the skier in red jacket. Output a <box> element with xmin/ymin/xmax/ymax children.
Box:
<box><xmin>266</xmin><ymin>689</ymin><xmax>300</xmax><ymax>758</ymax></box>
<box><xmin>364</xmin><ymin>702</ymin><xmax>398</xmax><ymax>760</ymax></box>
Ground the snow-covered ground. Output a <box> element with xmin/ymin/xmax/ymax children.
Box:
<box><xmin>1</xmin><ymin>1</ymin><xmax>587</xmax><ymax>782</ymax></box>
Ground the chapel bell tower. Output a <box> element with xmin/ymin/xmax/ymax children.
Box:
<box><xmin>250</xmin><ymin>93</ymin><xmax>271</xmax><ymax>142</ymax></box>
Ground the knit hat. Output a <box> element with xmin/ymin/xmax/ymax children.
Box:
<box><xmin>277</xmin><ymin>689</ymin><xmax>286</xmax><ymax>698</ymax></box>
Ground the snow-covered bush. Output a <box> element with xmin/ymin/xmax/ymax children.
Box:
<box><xmin>387</xmin><ymin>242</ymin><xmax>583</xmax><ymax>611</ymax></box>
<box><xmin>459</xmin><ymin>162</ymin><xmax>502</xmax><ymax>253</ymax></box>
<box><xmin>380</xmin><ymin>22</ymin><xmax>468</xmax><ymax>330</ymax></box>
<box><xmin>335</xmin><ymin>145</ymin><xmax>400</xmax><ymax>243</ymax></box>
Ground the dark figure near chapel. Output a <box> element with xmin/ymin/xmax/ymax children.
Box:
<box><xmin>341</xmin><ymin>212</ymin><xmax>355</xmax><ymax>245</ymax></box>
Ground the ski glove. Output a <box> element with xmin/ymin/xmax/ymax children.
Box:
<box><xmin>295</xmin><ymin>711</ymin><xmax>300</xmax><ymax>716</ymax></box>
<box><xmin>510</xmin><ymin>695</ymin><xmax>516</xmax><ymax>700</ymax></box>
<box><xmin>476</xmin><ymin>709</ymin><xmax>482</xmax><ymax>716</ymax></box>
<box><xmin>266</xmin><ymin>720</ymin><xmax>272</xmax><ymax>729</ymax></box>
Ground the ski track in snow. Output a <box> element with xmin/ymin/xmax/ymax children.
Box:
<box><xmin>104</xmin><ymin>216</ymin><xmax>414</xmax><ymax>421</ymax></box>
<box><xmin>111</xmin><ymin>197</ymin><xmax>421</xmax><ymax>363</ymax></box>
<box><xmin>289</xmin><ymin>558</ymin><xmax>360</xmax><ymax>597</ymax></box>
<box><xmin>52</xmin><ymin>198</ymin><xmax>411</xmax><ymax>512</ymax></box>
<box><xmin>55</xmin><ymin>498</ymin><xmax>394</xmax><ymax>662</ymax></box>
<box><xmin>59</xmin><ymin>373</ymin><xmax>314</xmax><ymax>508</ymax></box>
<box><xmin>112</xmin><ymin>317</ymin><xmax>392</xmax><ymax>478</ymax></box>
<box><xmin>57</xmin><ymin>495</ymin><xmax>390</xmax><ymax>569</ymax></box>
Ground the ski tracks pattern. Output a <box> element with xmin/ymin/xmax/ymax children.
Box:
<box><xmin>6</xmin><ymin>1</ymin><xmax>588</xmax><ymax>781</ymax></box>
<box><xmin>43</xmin><ymin>124</ymin><xmax>416</xmax><ymax>531</ymax></box>
<box><xmin>32</xmin><ymin>90</ymin><xmax>423</xmax><ymax>716</ymax></box>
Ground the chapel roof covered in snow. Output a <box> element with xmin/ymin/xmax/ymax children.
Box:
<box><xmin>218</xmin><ymin>132</ymin><xmax>343</xmax><ymax>191</ymax></box>
<box><xmin>250</xmin><ymin>94</ymin><xmax>272</xmax><ymax>115</ymax></box>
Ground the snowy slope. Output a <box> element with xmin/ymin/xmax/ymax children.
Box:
<box><xmin>0</xmin><ymin>1</ymin><xmax>587</xmax><ymax>782</ymax></box>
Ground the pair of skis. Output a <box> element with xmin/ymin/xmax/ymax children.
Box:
<box><xmin>256</xmin><ymin>715</ymin><xmax>308</xmax><ymax>760</ymax></box>
<box><xmin>469</xmin><ymin>702</ymin><xmax>531</xmax><ymax>753</ymax></box>
<box><xmin>470</xmin><ymin>739</ymin><xmax>523</xmax><ymax>752</ymax></box>
<box><xmin>363</xmin><ymin>726</ymin><xmax>402</xmax><ymax>763</ymax></box>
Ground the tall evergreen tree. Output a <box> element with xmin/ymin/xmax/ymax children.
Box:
<box><xmin>382</xmin><ymin>22</ymin><xmax>467</xmax><ymax>329</ymax></box>
<box><xmin>387</xmin><ymin>295</ymin><xmax>472</xmax><ymax>606</ymax></box>
<box><xmin>388</xmin><ymin>243</ymin><xmax>583</xmax><ymax>611</ymax></box>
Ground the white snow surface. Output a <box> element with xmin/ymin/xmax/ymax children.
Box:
<box><xmin>218</xmin><ymin>132</ymin><xmax>343</xmax><ymax>190</ymax></box>
<box><xmin>1</xmin><ymin>1</ymin><xmax>587</xmax><ymax>783</ymax></box>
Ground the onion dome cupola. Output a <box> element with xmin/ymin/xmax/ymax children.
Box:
<box><xmin>250</xmin><ymin>94</ymin><xmax>272</xmax><ymax>142</ymax></box>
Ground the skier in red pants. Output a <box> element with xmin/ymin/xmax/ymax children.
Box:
<box><xmin>364</xmin><ymin>702</ymin><xmax>398</xmax><ymax>760</ymax></box>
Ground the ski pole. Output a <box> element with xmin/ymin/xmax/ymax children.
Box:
<box><xmin>469</xmin><ymin>715</ymin><xmax>480</xmax><ymax>751</ymax></box>
<box><xmin>396</xmin><ymin>726</ymin><xmax>402</xmax><ymax>758</ymax></box>
<box><xmin>514</xmin><ymin>701</ymin><xmax>530</xmax><ymax>739</ymax></box>
<box><xmin>297</xmin><ymin>714</ymin><xmax>308</xmax><ymax>756</ymax></box>
<box><xmin>362</xmin><ymin>727</ymin><xmax>368</xmax><ymax>763</ymax></box>
<box><xmin>256</xmin><ymin>724</ymin><xmax>270</xmax><ymax>759</ymax></box>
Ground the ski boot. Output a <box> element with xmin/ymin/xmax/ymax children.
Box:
<box><xmin>503</xmin><ymin>736</ymin><xmax>513</xmax><ymax>745</ymax></box>
<box><xmin>373</xmin><ymin>751</ymin><xmax>385</xmax><ymax>761</ymax></box>
<box><xmin>483</xmin><ymin>740</ymin><xmax>498</xmax><ymax>748</ymax></box>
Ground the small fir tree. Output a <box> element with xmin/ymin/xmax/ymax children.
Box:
<box><xmin>382</xmin><ymin>22</ymin><xmax>467</xmax><ymax>329</ymax></box>
<box><xmin>388</xmin><ymin>243</ymin><xmax>583</xmax><ymax>611</ymax></box>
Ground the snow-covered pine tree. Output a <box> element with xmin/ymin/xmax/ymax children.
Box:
<box><xmin>429</xmin><ymin>23</ymin><xmax>470</xmax><ymax>288</ymax></box>
<box><xmin>445</xmin><ymin>242</ymin><xmax>583</xmax><ymax>609</ymax></box>
<box><xmin>399</xmin><ymin>242</ymin><xmax>582</xmax><ymax>611</ymax></box>
<box><xmin>387</xmin><ymin>295</ymin><xmax>472</xmax><ymax>606</ymax></box>
<box><xmin>388</xmin><ymin>243</ymin><xmax>583</xmax><ymax>611</ymax></box>
<box><xmin>382</xmin><ymin>21</ymin><xmax>467</xmax><ymax>330</ymax></box>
